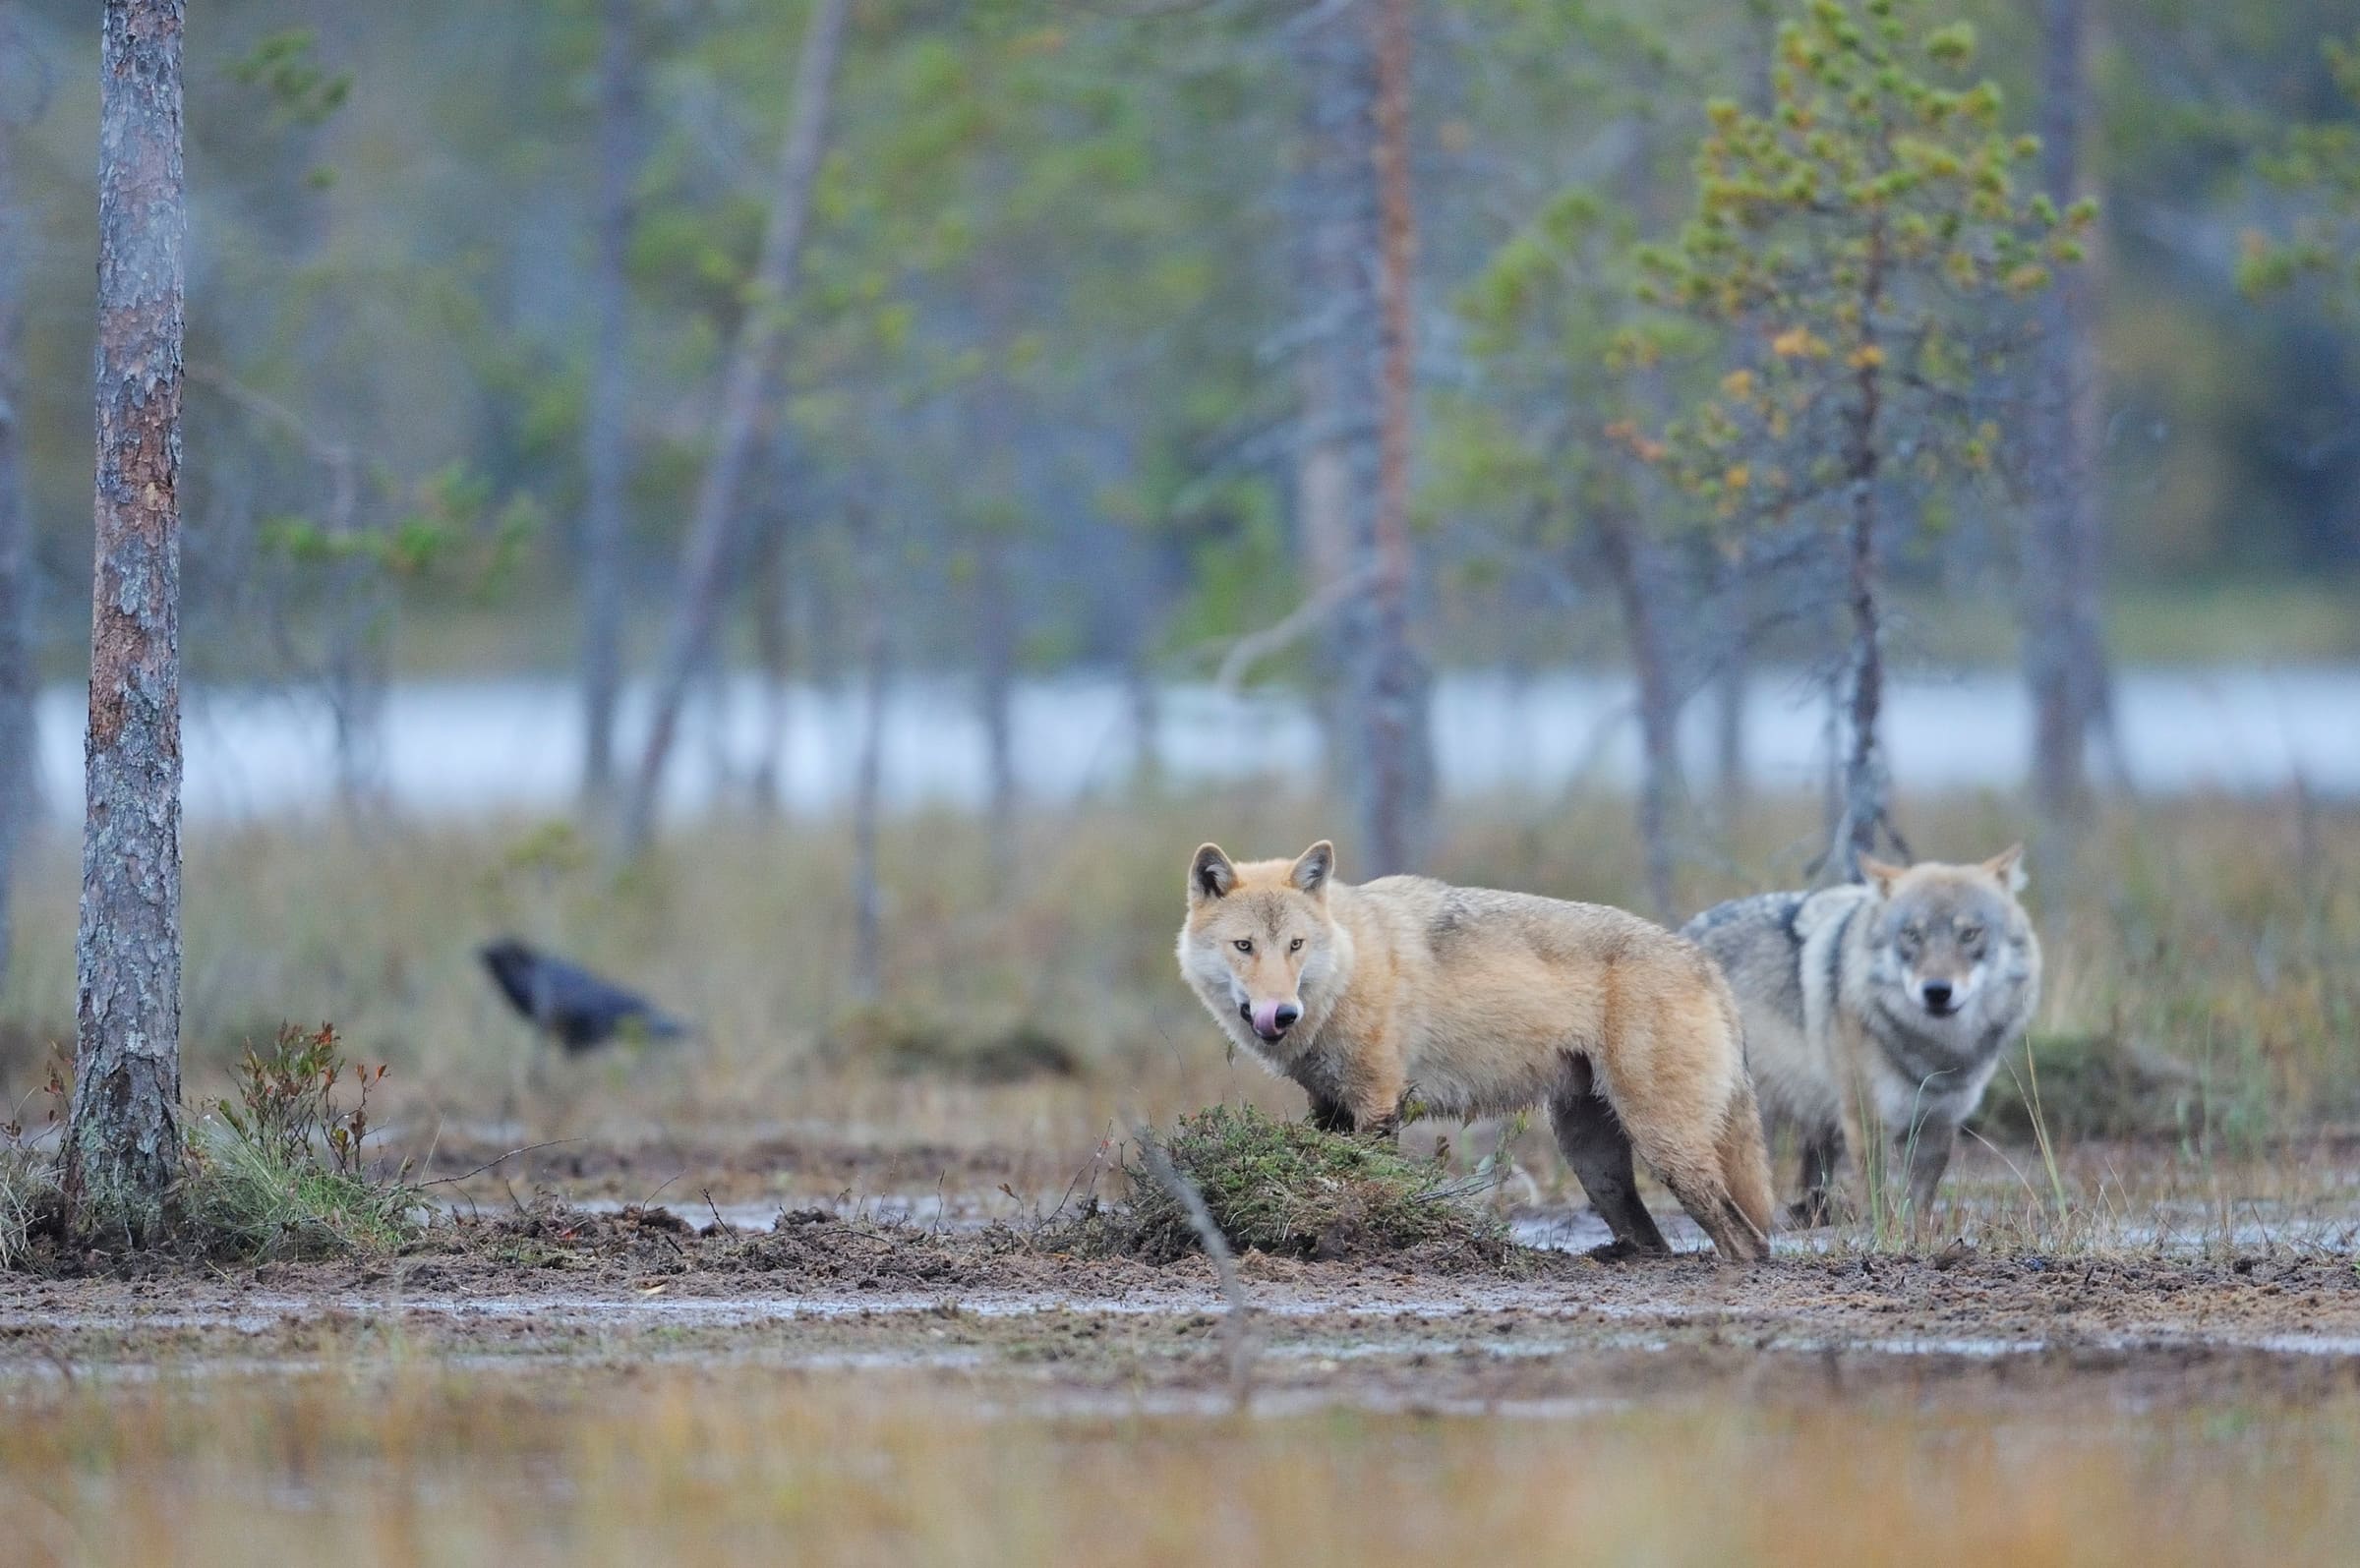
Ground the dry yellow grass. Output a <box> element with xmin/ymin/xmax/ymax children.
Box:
<box><xmin>1</xmin><ymin>1363</ymin><xmax>2354</xmax><ymax>1566</ymax></box>
<box><xmin>1</xmin><ymin>788</ymin><xmax>2352</xmax><ymax>1158</ymax></box>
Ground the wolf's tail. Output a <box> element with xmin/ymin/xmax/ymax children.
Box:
<box><xmin>1716</xmin><ymin>1073</ymin><xmax>1779</xmax><ymax>1244</ymax></box>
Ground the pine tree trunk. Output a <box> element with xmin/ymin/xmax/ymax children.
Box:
<box><xmin>621</xmin><ymin>0</ymin><xmax>851</xmax><ymax>853</ymax></box>
<box><xmin>1290</xmin><ymin>0</ymin><xmax>1431</xmax><ymax>877</ymax></box>
<box><xmin>2024</xmin><ymin>0</ymin><xmax>2109</xmax><ymax>823</ymax></box>
<box><xmin>66</xmin><ymin>0</ymin><xmax>187</xmax><ymax>1233</ymax></box>
<box><xmin>581</xmin><ymin>0</ymin><xmax>639</xmax><ymax>814</ymax></box>
<box><xmin>1832</xmin><ymin>224</ymin><xmax>1893</xmax><ymax>882</ymax></box>
<box><xmin>0</xmin><ymin>89</ymin><xmax>41</xmax><ymax>992</ymax></box>
<box><xmin>1597</xmin><ymin>511</ymin><xmax>1681</xmax><ymax>922</ymax></box>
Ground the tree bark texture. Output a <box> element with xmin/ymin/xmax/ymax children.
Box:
<box><xmin>581</xmin><ymin>0</ymin><xmax>640</xmax><ymax>814</ymax></box>
<box><xmin>1290</xmin><ymin>0</ymin><xmax>1432</xmax><ymax>877</ymax></box>
<box><xmin>2023</xmin><ymin>0</ymin><xmax>2110</xmax><ymax>822</ymax></box>
<box><xmin>66</xmin><ymin>0</ymin><xmax>187</xmax><ymax>1229</ymax></box>
<box><xmin>622</xmin><ymin>0</ymin><xmax>851</xmax><ymax>853</ymax></box>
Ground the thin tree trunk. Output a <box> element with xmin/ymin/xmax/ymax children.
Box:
<box><xmin>2024</xmin><ymin>0</ymin><xmax>2110</xmax><ymax>824</ymax></box>
<box><xmin>1290</xmin><ymin>0</ymin><xmax>1431</xmax><ymax>877</ymax></box>
<box><xmin>581</xmin><ymin>0</ymin><xmax>639</xmax><ymax>815</ymax></box>
<box><xmin>975</xmin><ymin>534</ymin><xmax>1017</xmax><ymax>876</ymax></box>
<box><xmin>66</xmin><ymin>0</ymin><xmax>186</xmax><ymax>1232</ymax></box>
<box><xmin>1363</xmin><ymin>0</ymin><xmax>1432</xmax><ymax>874</ymax></box>
<box><xmin>1597</xmin><ymin>511</ymin><xmax>1681</xmax><ymax>922</ymax></box>
<box><xmin>849</xmin><ymin>511</ymin><xmax>886</xmax><ymax>1007</ymax></box>
<box><xmin>749</xmin><ymin>517</ymin><xmax>792</xmax><ymax>817</ymax></box>
<box><xmin>0</xmin><ymin>79</ymin><xmax>41</xmax><ymax>992</ymax></box>
<box><xmin>621</xmin><ymin>0</ymin><xmax>851</xmax><ymax>853</ymax></box>
<box><xmin>1125</xmin><ymin>643</ymin><xmax>1161</xmax><ymax>793</ymax></box>
<box><xmin>1709</xmin><ymin>552</ymin><xmax>1750</xmax><ymax>818</ymax></box>
<box><xmin>1833</xmin><ymin>222</ymin><xmax>1894</xmax><ymax>881</ymax></box>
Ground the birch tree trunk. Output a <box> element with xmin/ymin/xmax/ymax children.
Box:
<box><xmin>621</xmin><ymin>0</ymin><xmax>851</xmax><ymax>853</ymax></box>
<box><xmin>581</xmin><ymin>0</ymin><xmax>639</xmax><ymax>815</ymax></box>
<box><xmin>65</xmin><ymin>0</ymin><xmax>186</xmax><ymax>1232</ymax></box>
<box><xmin>2023</xmin><ymin>0</ymin><xmax>2110</xmax><ymax>823</ymax></box>
<box><xmin>1290</xmin><ymin>0</ymin><xmax>1431</xmax><ymax>877</ymax></box>
<box><xmin>0</xmin><ymin>80</ymin><xmax>41</xmax><ymax>992</ymax></box>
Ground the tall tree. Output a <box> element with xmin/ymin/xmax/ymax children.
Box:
<box><xmin>1640</xmin><ymin>0</ymin><xmax>2090</xmax><ymax>877</ymax></box>
<box><xmin>621</xmin><ymin>0</ymin><xmax>852</xmax><ymax>853</ymax></box>
<box><xmin>0</xmin><ymin>19</ymin><xmax>43</xmax><ymax>993</ymax></box>
<box><xmin>1291</xmin><ymin>0</ymin><xmax>1433</xmax><ymax>877</ymax></box>
<box><xmin>2021</xmin><ymin>0</ymin><xmax>2110</xmax><ymax>826</ymax></box>
<box><xmin>65</xmin><ymin>0</ymin><xmax>188</xmax><ymax>1232</ymax></box>
<box><xmin>580</xmin><ymin>0</ymin><xmax>641</xmax><ymax>815</ymax></box>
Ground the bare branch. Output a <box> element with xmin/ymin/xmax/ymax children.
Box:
<box><xmin>1210</xmin><ymin>565</ymin><xmax>1377</xmax><ymax>693</ymax></box>
<box><xmin>1128</xmin><ymin>1117</ymin><xmax>1256</xmax><ymax>1413</ymax></box>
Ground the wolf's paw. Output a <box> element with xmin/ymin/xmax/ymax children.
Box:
<box><xmin>1585</xmin><ymin>1238</ymin><xmax>1671</xmax><ymax>1264</ymax></box>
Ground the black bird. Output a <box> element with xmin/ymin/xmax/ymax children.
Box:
<box><xmin>478</xmin><ymin>938</ymin><xmax>691</xmax><ymax>1054</ymax></box>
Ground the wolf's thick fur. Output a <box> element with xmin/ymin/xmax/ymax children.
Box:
<box><xmin>1682</xmin><ymin>848</ymin><xmax>2042</xmax><ymax>1224</ymax></box>
<box><xmin>1176</xmin><ymin>842</ymin><xmax>1774</xmax><ymax>1262</ymax></box>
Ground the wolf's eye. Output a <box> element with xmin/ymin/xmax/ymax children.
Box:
<box><xmin>1233</xmin><ymin>939</ymin><xmax>1253</xmax><ymax>954</ymax></box>
<box><xmin>1900</xmin><ymin>923</ymin><xmax>1924</xmax><ymax>946</ymax></box>
<box><xmin>1288</xmin><ymin>937</ymin><xmax>1304</xmax><ymax>953</ymax></box>
<box><xmin>1957</xmin><ymin>923</ymin><xmax>1983</xmax><ymax>945</ymax></box>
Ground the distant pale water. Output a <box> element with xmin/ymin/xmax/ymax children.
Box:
<box><xmin>29</xmin><ymin>666</ymin><xmax>2360</xmax><ymax>824</ymax></box>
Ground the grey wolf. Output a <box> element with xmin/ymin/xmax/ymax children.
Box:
<box><xmin>1682</xmin><ymin>848</ymin><xmax>2042</xmax><ymax>1224</ymax></box>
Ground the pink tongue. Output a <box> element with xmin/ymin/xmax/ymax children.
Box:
<box><xmin>1251</xmin><ymin>1001</ymin><xmax>1289</xmax><ymax>1034</ymax></box>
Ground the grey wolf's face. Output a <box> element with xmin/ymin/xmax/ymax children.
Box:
<box><xmin>1181</xmin><ymin>842</ymin><xmax>1338</xmax><ymax>1044</ymax></box>
<box><xmin>1862</xmin><ymin>847</ymin><xmax>2027</xmax><ymax>1020</ymax></box>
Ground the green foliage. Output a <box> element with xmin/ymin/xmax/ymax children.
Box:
<box><xmin>260</xmin><ymin>465</ymin><xmax>543</xmax><ymax>601</ymax></box>
<box><xmin>1060</xmin><ymin>1105</ymin><xmax>1510</xmax><ymax>1265</ymax></box>
<box><xmin>2241</xmin><ymin>31</ymin><xmax>2360</xmax><ymax>309</ymax></box>
<box><xmin>1635</xmin><ymin>0</ymin><xmax>2094</xmax><ymax>519</ymax></box>
<box><xmin>232</xmin><ymin>29</ymin><xmax>354</xmax><ymax>130</ymax></box>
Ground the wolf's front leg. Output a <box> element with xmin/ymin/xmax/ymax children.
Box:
<box><xmin>1899</xmin><ymin>1119</ymin><xmax>1960</xmax><ymax>1221</ymax></box>
<box><xmin>1304</xmin><ymin>1091</ymin><xmax>1355</xmax><ymax>1134</ymax></box>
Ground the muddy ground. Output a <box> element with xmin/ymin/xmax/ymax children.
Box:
<box><xmin>7</xmin><ymin>1167</ymin><xmax>2358</xmax><ymax>1416</ymax></box>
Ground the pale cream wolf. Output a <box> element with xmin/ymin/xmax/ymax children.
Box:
<box><xmin>1682</xmin><ymin>848</ymin><xmax>2042</xmax><ymax>1225</ymax></box>
<box><xmin>1176</xmin><ymin>841</ymin><xmax>1775</xmax><ymax>1262</ymax></box>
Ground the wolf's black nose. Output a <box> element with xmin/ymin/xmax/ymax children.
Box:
<box><xmin>1274</xmin><ymin>1003</ymin><xmax>1301</xmax><ymax>1030</ymax></box>
<box><xmin>1921</xmin><ymin>980</ymin><xmax>1955</xmax><ymax>1013</ymax></box>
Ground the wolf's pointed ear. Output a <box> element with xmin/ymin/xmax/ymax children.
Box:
<box><xmin>1189</xmin><ymin>843</ymin><xmax>1237</xmax><ymax>903</ymax></box>
<box><xmin>1290</xmin><ymin>840</ymin><xmax>1336</xmax><ymax>897</ymax></box>
<box><xmin>1858</xmin><ymin>855</ymin><xmax>1907</xmax><ymax>897</ymax></box>
<box><xmin>1983</xmin><ymin>843</ymin><xmax>2028</xmax><ymax>894</ymax></box>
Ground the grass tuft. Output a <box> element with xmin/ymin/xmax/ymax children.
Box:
<box><xmin>1054</xmin><ymin>1104</ymin><xmax>1512</xmax><ymax>1265</ymax></box>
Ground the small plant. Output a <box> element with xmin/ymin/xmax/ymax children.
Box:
<box><xmin>0</xmin><ymin>1048</ymin><xmax>72</xmax><ymax>1272</ymax></box>
<box><xmin>188</xmin><ymin>1022</ymin><xmax>417</xmax><ymax>1260</ymax></box>
<box><xmin>219</xmin><ymin>1022</ymin><xmax>386</xmax><ymax>1177</ymax></box>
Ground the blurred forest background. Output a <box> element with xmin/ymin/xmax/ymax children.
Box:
<box><xmin>1</xmin><ymin>0</ymin><xmax>2357</xmax><ymax>1134</ymax></box>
